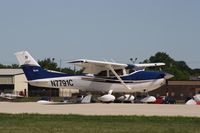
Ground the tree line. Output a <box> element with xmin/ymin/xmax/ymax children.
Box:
<box><xmin>144</xmin><ymin>52</ymin><xmax>200</xmax><ymax>80</ymax></box>
<box><xmin>0</xmin><ymin>52</ymin><xmax>199</xmax><ymax>80</ymax></box>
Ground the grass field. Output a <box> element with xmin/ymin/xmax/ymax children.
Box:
<box><xmin>0</xmin><ymin>114</ymin><xmax>200</xmax><ymax>133</ymax></box>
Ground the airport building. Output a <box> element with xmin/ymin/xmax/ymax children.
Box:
<box><xmin>149</xmin><ymin>80</ymin><xmax>200</xmax><ymax>101</ymax></box>
<box><xmin>0</xmin><ymin>69</ymin><xmax>78</xmax><ymax>97</ymax></box>
<box><xmin>0</xmin><ymin>69</ymin><xmax>27</xmax><ymax>96</ymax></box>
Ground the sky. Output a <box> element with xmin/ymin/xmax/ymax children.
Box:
<box><xmin>0</xmin><ymin>0</ymin><xmax>200</xmax><ymax>69</ymax></box>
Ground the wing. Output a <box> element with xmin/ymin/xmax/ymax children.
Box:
<box><xmin>68</xmin><ymin>59</ymin><xmax>127</xmax><ymax>74</ymax></box>
<box><xmin>69</xmin><ymin>59</ymin><xmax>166</xmax><ymax>91</ymax></box>
<box><xmin>134</xmin><ymin>63</ymin><xmax>165</xmax><ymax>67</ymax></box>
<box><xmin>127</xmin><ymin>63</ymin><xmax>165</xmax><ymax>70</ymax></box>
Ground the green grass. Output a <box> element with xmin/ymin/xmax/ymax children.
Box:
<box><xmin>0</xmin><ymin>114</ymin><xmax>200</xmax><ymax>133</ymax></box>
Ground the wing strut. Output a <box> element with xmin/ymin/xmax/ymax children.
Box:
<box><xmin>107</xmin><ymin>65</ymin><xmax>131</xmax><ymax>90</ymax></box>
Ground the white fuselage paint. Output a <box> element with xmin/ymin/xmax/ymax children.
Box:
<box><xmin>28</xmin><ymin>76</ymin><xmax>166</xmax><ymax>93</ymax></box>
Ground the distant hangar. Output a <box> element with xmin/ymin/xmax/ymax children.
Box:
<box><xmin>0</xmin><ymin>69</ymin><xmax>27</xmax><ymax>95</ymax></box>
<box><xmin>0</xmin><ymin>69</ymin><xmax>78</xmax><ymax>97</ymax></box>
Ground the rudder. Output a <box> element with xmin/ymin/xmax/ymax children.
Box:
<box><xmin>15</xmin><ymin>51</ymin><xmax>40</xmax><ymax>66</ymax></box>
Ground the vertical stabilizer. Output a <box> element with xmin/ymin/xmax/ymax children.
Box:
<box><xmin>15</xmin><ymin>51</ymin><xmax>71</xmax><ymax>81</ymax></box>
<box><xmin>15</xmin><ymin>51</ymin><xmax>40</xmax><ymax>66</ymax></box>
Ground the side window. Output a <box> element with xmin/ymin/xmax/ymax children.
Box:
<box><xmin>96</xmin><ymin>70</ymin><xmax>107</xmax><ymax>77</ymax></box>
<box><xmin>96</xmin><ymin>69</ymin><xmax>123</xmax><ymax>77</ymax></box>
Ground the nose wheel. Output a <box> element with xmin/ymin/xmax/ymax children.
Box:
<box><xmin>143</xmin><ymin>89</ymin><xmax>149</xmax><ymax>96</ymax></box>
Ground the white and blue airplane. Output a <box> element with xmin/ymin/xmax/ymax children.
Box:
<box><xmin>15</xmin><ymin>51</ymin><xmax>172</xmax><ymax>102</ymax></box>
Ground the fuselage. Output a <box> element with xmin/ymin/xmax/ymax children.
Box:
<box><xmin>28</xmin><ymin>75</ymin><xmax>166</xmax><ymax>93</ymax></box>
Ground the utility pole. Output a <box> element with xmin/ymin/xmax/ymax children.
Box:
<box><xmin>59</xmin><ymin>59</ymin><xmax>62</xmax><ymax>72</ymax></box>
<box><xmin>74</xmin><ymin>66</ymin><xmax>76</xmax><ymax>74</ymax></box>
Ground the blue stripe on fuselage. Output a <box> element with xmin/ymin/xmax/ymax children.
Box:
<box><xmin>22</xmin><ymin>65</ymin><xmax>165</xmax><ymax>81</ymax></box>
<box><xmin>21</xmin><ymin>65</ymin><xmax>75</xmax><ymax>80</ymax></box>
<box><xmin>121</xmin><ymin>71</ymin><xmax>165</xmax><ymax>80</ymax></box>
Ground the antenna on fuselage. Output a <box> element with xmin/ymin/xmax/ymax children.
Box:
<box><xmin>130</xmin><ymin>58</ymin><xmax>137</xmax><ymax>64</ymax></box>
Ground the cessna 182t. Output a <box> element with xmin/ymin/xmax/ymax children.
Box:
<box><xmin>15</xmin><ymin>51</ymin><xmax>172</xmax><ymax>103</ymax></box>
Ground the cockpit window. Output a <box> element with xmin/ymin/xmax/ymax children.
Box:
<box><xmin>96</xmin><ymin>69</ymin><xmax>124</xmax><ymax>77</ymax></box>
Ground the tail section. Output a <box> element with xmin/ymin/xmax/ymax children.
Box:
<box><xmin>15</xmin><ymin>51</ymin><xmax>71</xmax><ymax>81</ymax></box>
<box><xmin>15</xmin><ymin>51</ymin><xmax>40</xmax><ymax>67</ymax></box>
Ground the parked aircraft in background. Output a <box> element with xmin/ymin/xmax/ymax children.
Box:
<box><xmin>15</xmin><ymin>51</ymin><xmax>173</xmax><ymax>103</ymax></box>
<box><xmin>186</xmin><ymin>94</ymin><xmax>200</xmax><ymax>105</ymax></box>
<box><xmin>116</xmin><ymin>94</ymin><xmax>135</xmax><ymax>103</ymax></box>
<box><xmin>0</xmin><ymin>92</ymin><xmax>24</xmax><ymax>100</ymax></box>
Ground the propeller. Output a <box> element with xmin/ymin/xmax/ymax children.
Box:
<box><xmin>164</xmin><ymin>73</ymin><xmax>174</xmax><ymax>79</ymax></box>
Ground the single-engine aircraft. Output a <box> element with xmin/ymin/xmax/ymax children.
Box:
<box><xmin>15</xmin><ymin>51</ymin><xmax>173</xmax><ymax>103</ymax></box>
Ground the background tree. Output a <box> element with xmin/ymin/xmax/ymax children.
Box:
<box><xmin>144</xmin><ymin>52</ymin><xmax>192</xmax><ymax>80</ymax></box>
<box><xmin>37</xmin><ymin>58</ymin><xmax>82</xmax><ymax>74</ymax></box>
<box><xmin>1</xmin><ymin>53</ymin><xmax>200</xmax><ymax>80</ymax></box>
<box><xmin>38</xmin><ymin>58</ymin><xmax>58</xmax><ymax>71</ymax></box>
<box><xmin>0</xmin><ymin>63</ymin><xmax>20</xmax><ymax>69</ymax></box>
